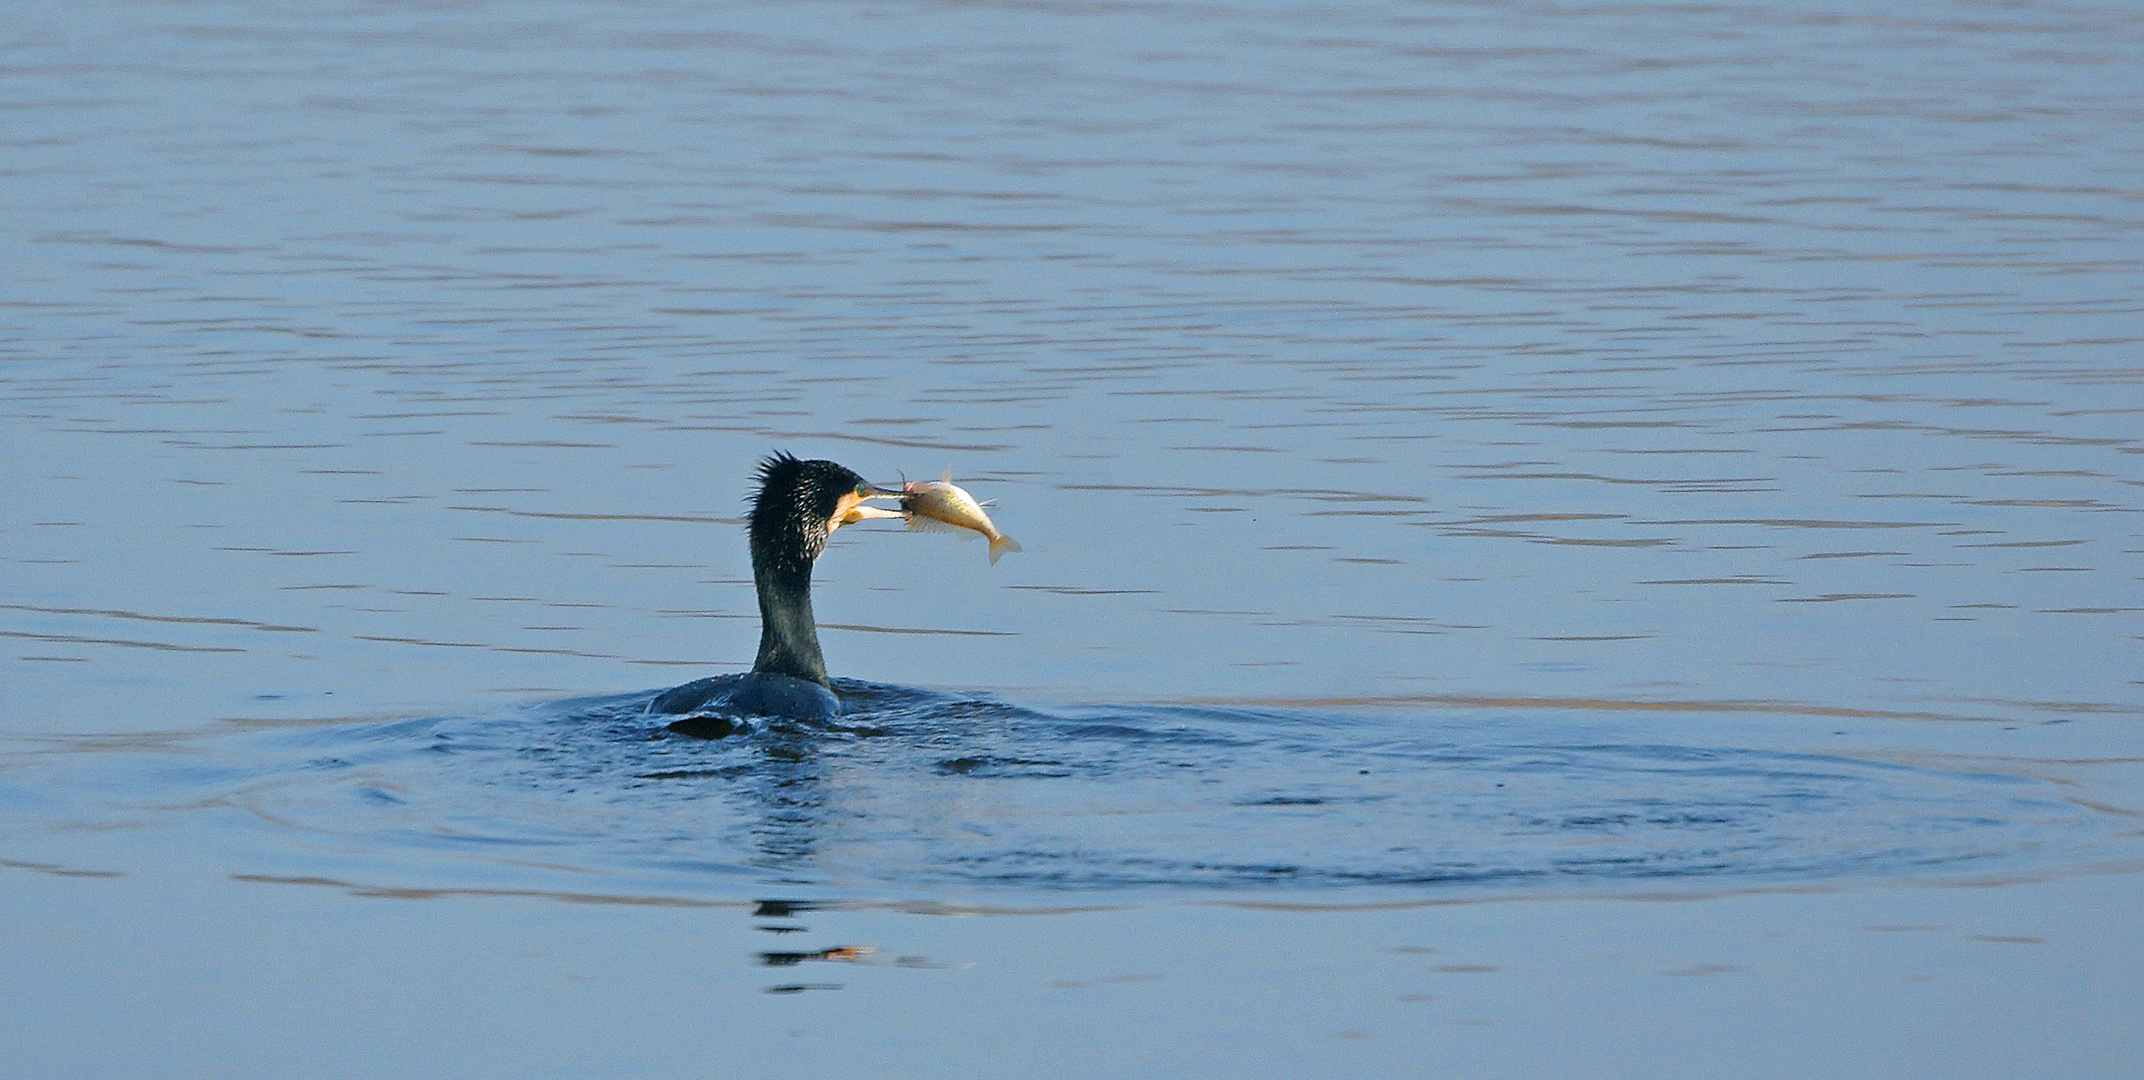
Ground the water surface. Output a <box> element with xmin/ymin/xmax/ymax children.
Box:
<box><xmin>4</xmin><ymin>685</ymin><xmax>2112</xmax><ymax>901</ymax></box>
<box><xmin>4</xmin><ymin>0</ymin><xmax>2142</xmax><ymax>1075</ymax></box>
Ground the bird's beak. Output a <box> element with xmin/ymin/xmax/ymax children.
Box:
<box><xmin>830</xmin><ymin>482</ymin><xmax>908</xmax><ymax>531</ymax></box>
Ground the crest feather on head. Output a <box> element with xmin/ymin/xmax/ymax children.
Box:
<box><xmin>748</xmin><ymin>451</ymin><xmax>864</xmax><ymax>571</ymax></box>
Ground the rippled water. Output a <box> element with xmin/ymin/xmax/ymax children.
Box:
<box><xmin>3</xmin><ymin>0</ymin><xmax>2142</xmax><ymax>1073</ymax></box>
<box><xmin>5</xmin><ymin>688</ymin><xmax>2106</xmax><ymax>901</ymax></box>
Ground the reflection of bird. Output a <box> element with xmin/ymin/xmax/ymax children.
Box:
<box><xmin>653</xmin><ymin>453</ymin><xmax>902</xmax><ymax>728</ymax></box>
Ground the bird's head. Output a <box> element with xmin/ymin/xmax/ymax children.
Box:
<box><xmin>748</xmin><ymin>452</ymin><xmax>903</xmax><ymax>573</ymax></box>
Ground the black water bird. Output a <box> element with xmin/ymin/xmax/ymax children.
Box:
<box><xmin>651</xmin><ymin>453</ymin><xmax>903</xmax><ymax>730</ymax></box>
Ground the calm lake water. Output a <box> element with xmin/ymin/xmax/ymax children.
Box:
<box><xmin>4</xmin><ymin>1</ymin><xmax>2142</xmax><ymax>1076</ymax></box>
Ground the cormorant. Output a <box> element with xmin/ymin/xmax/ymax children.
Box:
<box><xmin>650</xmin><ymin>453</ymin><xmax>903</xmax><ymax>731</ymax></box>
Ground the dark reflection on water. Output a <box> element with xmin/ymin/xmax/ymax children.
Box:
<box><xmin>0</xmin><ymin>686</ymin><xmax>2108</xmax><ymax>900</ymax></box>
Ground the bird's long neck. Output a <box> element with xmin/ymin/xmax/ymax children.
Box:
<box><xmin>752</xmin><ymin>555</ymin><xmax>829</xmax><ymax>687</ymax></box>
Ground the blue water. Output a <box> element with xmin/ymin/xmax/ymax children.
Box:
<box><xmin>3</xmin><ymin>1</ymin><xmax>2142</xmax><ymax>1074</ymax></box>
<box><xmin>3</xmin><ymin>685</ymin><xmax>2107</xmax><ymax>904</ymax></box>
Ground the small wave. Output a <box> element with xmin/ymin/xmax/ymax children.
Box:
<box><xmin>0</xmin><ymin>683</ymin><xmax>2113</xmax><ymax>900</ymax></box>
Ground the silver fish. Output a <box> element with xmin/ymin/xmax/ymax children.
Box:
<box><xmin>901</xmin><ymin>470</ymin><xmax>1021</xmax><ymax>565</ymax></box>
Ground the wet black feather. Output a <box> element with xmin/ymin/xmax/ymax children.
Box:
<box><xmin>746</xmin><ymin>452</ymin><xmax>867</xmax><ymax>686</ymax></box>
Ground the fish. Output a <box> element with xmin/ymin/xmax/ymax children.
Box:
<box><xmin>900</xmin><ymin>469</ymin><xmax>1021</xmax><ymax>565</ymax></box>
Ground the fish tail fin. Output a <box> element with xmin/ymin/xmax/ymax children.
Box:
<box><xmin>988</xmin><ymin>534</ymin><xmax>1021</xmax><ymax>565</ymax></box>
